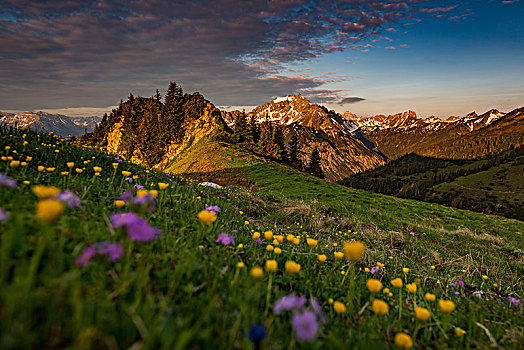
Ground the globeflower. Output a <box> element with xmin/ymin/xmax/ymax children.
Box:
<box><xmin>93</xmin><ymin>166</ymin><xmax>102</xmax><ymax>172</ymax></box>
<box><xmin>406</xmin><ymin>283</ymin><xmax>417</xmax><ymax>293</ymax></box>
<box><xmin>334</xmin><ymin>252</ymin><xmax>344</xmax><ymax>259</ymax></box>
<box><xmin>425</xmin><ymin>293</ymin><xmax>436</xmax><ymax>302</ymax></box>
<box><xmin>115</xmin><ymin>200</ymin><xmax>125</xmax><ymax>208</ymax></box>
<box><xmin>371</xmin><ymin>299</ymin><xmax>389</xmax><ymax>315</ymax></box>
<box><xmin>122</xmin><ymin>170</ymin><xmax>131</xmax><ymax>177</ymax></box>
<box><xmin>37</xmin><ymin>166</ymin><xmax>45</xmax><ymax>172</ymax></box>
<box><xmin>250</xmin><ymin>266</ymin><xmax>263</xmax><ymax>279</ymax></box>
<box><xmin>391</xmin><ymin>278</ymin><xmax>403</xmax><ymax>288</ymax></box>
<box><xmin>66</xmin><ymin>162</ymin><xmax>74</xmax><ymax>168</ymax></box>
<box><xmin>197</xmin><ymin>210</ymin><xmax>217</xmax><ymax>225</ymax></box>
<box><xmin>264</xmin><ymin>231</ymin><xmax>273</xmax><ymax>240</ymax></box>
<box><xmin>317</xmin><ymin>254</ymin><xmax>327</xmax><ymax>262</ymax></box>
<box><xmin>415</xmin><ymin>306</ymin><xmax>431</xmax><ymax>321</ymax></box>
<box><xmin>158</xmin><ymin>182</ymin><xmax>169</xmax><ymax>190</ymax></box>
<box><xmin>403</xmin><ymin>267</ymin><xmax>410</xmax><ymax>273</ymax></box>
<box><xmin>367</xmin><ymin>279</ymin><xmax>383</xmax><ymax>293</ymax></box>
<box><xmin>252</xmin><ymin>232</ymin><xmax>261</xmax><ymax>239</ymax></box>
<box><xmin>9</xmin><ymin>160</ymin><xmax>20</xmax><ymax>167</ymax></box>
<box><xmin>455</xmin><ymin>327</ymin><xmax>467</xmax><ymax>337</ymax></box>
<box><xmin>285</xmin><ymin>261</ymin><xmax>301</xmax><ymax>274</ymax></box>
<box><xmin>343</xmin><ymin>241</ymin><xmax>366</xmax><ymax>261</ymax></box>
<box><xmin>438</xmin><ymin>299</ymin><xmax>456</xmax><ymax>314</ymax></box>
<box><xmin>265</xmin><ymin>260</ymin><xmax>278</xmax><ymax>272</ymax></box>
<box><xmin>32</xmin><ymin>185</ymin><xmax>61</xmax><ymax>199</ymax></box>
<box><xmin>333</xmin><ymin>301</ymin><xmax>346</xmax><ymax>314</ymax></box>
<box><xmin>36</xmin><ymin>199</ymin><xmax>65</xmax><ymax>223</ymax></box>
<box><xmin>287</xmin><ymin>234</ymin><xmax>295</xmax><ymax>242</ymax></box>
<box><xmin>274</xmin><ymin>247</ymin><xmax>282</xmax><ymax>254</ymax></box>
<box><xmin>394</xmin><ymin>333</ymin><xmax>413</xmax><ymax>349</ymax></box>
<box><xmin>307</xmin><ymin>238</ymin><xmax>318</xmax><ymax>246</ymax></box>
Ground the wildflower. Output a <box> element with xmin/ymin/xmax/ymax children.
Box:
<box><xmin>317</xmin><ymin>254</ymin><xmax>327</xmax><ymax>262</ymax></box>
<box><xmin>158</xmin><ymin>182</ymin><xmax>169</xmax><ymax>190</ymax></box>
<box><xmin>75</xmin><ymin>241</ymin><xmax>124</xmax><ymax>265</ymax></box>
<box><xmin>55</xmin><ymin>190</ymin><xmax>81</xmax><ymax>207</ymax></box>
<box><xmin>425</xmin><ymin>293</ymin><xmax>436</xmax><ymax>301</ymax></box>
<box><xmin>431</xmin><ymin>265</ymin><xmax>435</xmax><ymax>270</ymax></box>
<box><xmin>237</xmin><ymin>243</ymin><xmax>243</xmax><ymax>248</ymax></box>
<box><xmin>252</xmin><ymin>232</ymin><xmax>260</xmax><ymax>239</ymax></box>
<box><xmin>237</xmin><ymin>262</ymin><xmax>245</xmax><ymax>269</ymax></box>
<box><xmin>197</xmin><ymin>210</ymin><xmax>217</xmax><ymax>225</ymax></box>
<box><xmin>275</xmin><ymin>235</ymin><xmax>284</xmax><ymax>243</ymax></box>
<box><xmin>438</xmin><ymin>300</ymin><xmax>456</xmax><ymax>314</ymax></box>
<box><xmin>333</xmin><ymin>301</ymin><xmax>346</xmax><ymax>314</ymax></box>
<box><xmin>216</xmin><ymin>233</ymin><xmax>235</xmax><ymax>246</ymax></box>
<box><xmin>291</xmin><ymin>310</ymin><xmax>319</xmax><ymax>342</ymax></box>
<box><xmin>394</xmin><ymin>333</ymin><xmax>413</xmax><ymax>349</ymax></box>
<box><xmin>0</xmin><ymin>207</ymin><xmax>10</xmax><ymax>221</ymax></box>
<box><xmin>0</xmin><ymin>173</ymin><xmax>17</xmax><ymax>188</ymax></box>
<box><xmin>508</xmin><ymin>296</ymin><xmax>521</xmax><ymax>306</ymax></box>
<box><xmin>370</xmin><ymin>266</ymin><xmax>379</xmax><ymax>274</ymax></box>
<box><xmin>256</xmin><ymin>238</ymin><xmax>263</xmax><ymax>245</ymax></box>
<box><xmin>455</xmin><ymin>328</ymin><xmax>467</xmax><ymax>337</ymax></box>
<box><xmin>274</xmin><ymin>247</ymin><xmax>282</xmax><ymax>254</ymax></box>
<box><xmin>250</xmin><ymin>266</ymin><xmax>263</xmax><ymax>279</ymax></box>
<box><xmin>367</xmin><ymin>279</ymin><xmax>383</xmax><ymax>293</ymax></box>
<box><xmin>285</xmin><ymin>261</ymin><xmax>301</xmax><ymax>274</ymax></box>
<box><xmin>110</xmin><ymin>213</ymin><xmax>161</xmax><ymax>241</ymax></box>
<box><xmin>403</xmin><ymin>267</ymin><xmax>410</xmax><ymax>273</ymax></box>
<box><xmin>274</xmin><ymin>294</ymin><xmax>307</xmax><ymax>314</ymax></box>
<box><xmin>32</xmin><ymin>185</ymin><xmax>61</xmax><ymax>199</ymax></box>
<box><xmin>371</xmin><ymin>299</ymin><xmax>389</xmax><ymax>315</ymax></box>
<box><xmin>292</xmin><ymin>237</ymin><xmax>300</xmax><ymax>245</ymax></box>
<box><xmin>205</xmin><ymin>205</ymin><xmax>220</xmax><ymax>214</ymax></box>
<box><xmin>38</xmin><ymin>166</ymin><xmax>45</xmax><ymax>172</ymax></box>
<box><xmin>122</xmin><ymin>171</ymin><xmax>131</xmax><ymax>177</ymax></box>
<box><xmin>115</xmin><ymin>200</ymin><xmax>125</xmax><ymax>207</ymax></box>
<box><xmin>61</xmin><ymin>171</ymin><xmax>69</xmax><ymax>176</ymax></box>
<box><xmin>67</xmin><ymin>162</ymin><xmax>74</xmax><ymax>168</ymax></box>
<box><xmin>112</xmin><ymin>163</ymin><xmax>119</xmax><ymax>169</ymax></box>
<box><xmin>391</xmin><ymin>278</ymin><xmax>403</xmax><ymax>288</ymax></box>
<box><xmin>93</xmin><ymin>166</ymin><xmax>102</xmax><ymax>172</ymax></box>
<box><xmin>9</xmin><ymin>160</ymin><xmax>20</xmax><ymax>167</ymax></box>
<box><xmin>377</xmin><ymin>262</ymin><xmax>385</xmax><ymax>268</ymax></box>
<box><xmin>307</xmin><ymin>238</ymin><xmax>318</xmax><ymax>246</ymax></box>
<box><xmin>287</xmin><ymin>234</ymin><xmax>295</xmax><ymax>242</ymax></box>
<box><xmin>244</xmin><ymin>220</ymin><xmax>250</xmax><ymax>225</ymax></box>
<box><xmin>482</xmin><ymin>275</ymin><xmax>488</xmax><ymax>280</ymax></box>
<box><xmin>266</xmin><ymin>245</ymin><xmax>274</xmax><ymax>251</ymax></box>
<box><xmin>383</xmin><ymin>288</ymin><xmax>390</xmax><ymax>294</ymax></box>
<box><xmin>264</xmin><ymin>231</ymin><xmax>273</xmax><ymax>240</ymax></box>
<box><xmin>248</xmin><ymin>324</ymin><xmax>266</xmax><ymax>346</ymax></box>
<box><xmin>415</xmin><ymin>306</ymin><xmax>431</xmax><ymax>321</ymax></box>
<box><xmin>334</xmin><ymin>252</ymin><xmax>344</xmax><ymax>259</ymax></box>
<box><xmin>406</xmin><ymin>283</ymin><xmax>417</xmax><ymax>293</ymax></box>
<box><xmin>265</xmin><ymin>260</ymin><xmax>278</xmax><ymax>272</ymax></box>
<box><xmin>343</xmin><ymin>241</ymin><xmax>366</xmax><ymax>261</ymax></box>
<box><xmin>36</xmin><ymin>199</ymin><xmax>65</xmax><ymax>223</ymax></box>
<box><xmin>365</xmin><ymin>267</ymin><xmax>370</xmax><ymax>273</ymax></box>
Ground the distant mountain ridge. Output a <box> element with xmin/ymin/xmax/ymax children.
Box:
<box><xmin>0</xmin><ymin>111</ymin><xmax>101</xmax><ymax>137</ymax></box>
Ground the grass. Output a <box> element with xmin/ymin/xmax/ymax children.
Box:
<box><xmin>0</xmin><ymin>126</ymin><xmax>523</xmax><ymax>349</ymax></box>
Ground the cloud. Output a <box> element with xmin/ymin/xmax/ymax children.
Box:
<box><xmin>0</xmin><ymin>0</ymin><xmax>459</xmax><ymax>110</ymax></box>
<box><xmin>339</xmin><ymin>97</ymin><xmax>366</xmax><ymax>104</ymax></box>
<box><xmin>385</xmin><ymin>46</ymin><xmax>396</xmax><ymax>50</ymax></box>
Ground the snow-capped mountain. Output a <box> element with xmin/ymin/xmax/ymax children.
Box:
<box><xmin>348</xmin><ymin>109</ymin><xmax>507</xmax><ymax>159</ymax></box>
<box><xmin>0</xmin><ymin>111</ymin><xmax>101</xmax><ymax>137</ymax></box>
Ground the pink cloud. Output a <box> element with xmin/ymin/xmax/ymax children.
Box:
<box><xmin>385</xmin><ymin>46</ymin><xmax>396</xmax><ymax>50</ymax></box>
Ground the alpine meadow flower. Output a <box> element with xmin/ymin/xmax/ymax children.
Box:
<box><xmin>394</xmin><ymin>333</ymin><xmax>413</xmax><ymax>349</ymax></box>
<box><xmin>317</xmin><ymin>254</ymin><xmax>327</xmax><ymax>262</ymax></box>
<box><xmin>391</xmin><ymin>278</ymin><xmax>403</xmax><ymax>288</ymax></box>
<box><xmin>250</xmin><ymin>266</ymin><xmax>263</xmax><ymax>279</ymax></box>
<box><xmin>264</xmin><ymin>231</ymin><xmax>273</xmax><ymax>240</ymax></box>
<box><xmin>197</xmin><ymin>210</ymin><xmax>217</xmax><ymax>225</ymax></box>
<box><xmin>32</xmin><ymin>185</ymin><xmax>61</xmax><ymax>199</ymax></box>
<box><xmin>343</xmin><ymin>241</ymin><xmax>366</xmax><ymax>261</ymax></box>
<box><xmin>291</xmin><ymin>310</ymin><xmax>319</xmax><ymax>342</ymax></box>
<box><xmin>216</xmin><ymin>233</ymin><xmax>235</xmax><ymax>246</ymax></box>
<box><xmin>75</xmin><ymin>241</ymin><xmax>124</xmax><ymax>265</ymax></box>
<box><xmin>285</xmin><ymin>261</ymin><xmax>301</xmax><ymax>274</ymax></box>
<box><xmin>36</xmin><ymin>199</ymin><xmax>65</xmax><ymax>223</ymax></box>
<box><xmin>438</xmin><ymin>299</ymin><xmax>456</xmax><ymax>314</ymax></box>
<box><xmin>334</xmin><ymin>252</ymin><xmax>344</xmax><ymax>259</ymax></box>
<box><xmin>455</xmin><ymin>327</ymin><xmax>467</xmax><ymax>337</ymax></box>
<box><xmin>333</xmin><ymin>301</ymin><xmax>346</xmax><ymax>314</ymax></box>
<box><xmin>55</xmin><ymin>190</ymin><xmax>81</xmax><ymax>207</ymax></box>
<box><xmin>425</xmin><ymin>293</ymin><xmax>436</xmax><ymax>302</ymax></box>
<box><xmin>367</xmin><ymin>279</ymin><xmax>383</xmax><ymax>293</ymax></box>
<box><xmin>110</xmin><ymin>213</ymin><xmax>161</xmax><ymax>241</ymax></box>
<box><xmin>307</xmin><ymin>238</ymin><xmax>318</xmax><ymax>246</ymax></box>
<box><xmin>265</xmin><ymin>260</ymin><xmax>278</xmax><ymax>272</ymax></box>
<box><xmin>273</xmin><ymin>294</ymin><xmax>307</xmax><ymax>314</ymax></box>
<box><xmin>415</xmin><ymin>306</ymin><xmax>431</xmax><ymax>321</ymax></box>
<box><xmin>371</xmin><ymin>299</ymin><xmax>389</xmax><ymax>315</ymax></box>
<box><xmin>0</xmin><ymin>207</ymin><xmax>10</xmax><ymax>221</ymax></box>
<box><xmin>406</xmin><ymin>283</ymin><xmax>417</xmax><ymax>293</ymax></box>
<box><xmin>0</xmin><ymin>173</ymin><xmax>17</xmax><ymax>188</ymax></box>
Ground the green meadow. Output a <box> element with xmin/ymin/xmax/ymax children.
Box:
<box><xmin>0</xmin><ymin>126</ymin><xmax>522</xmax><ymax>349</ymax></box>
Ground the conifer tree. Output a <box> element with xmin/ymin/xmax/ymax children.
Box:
<box><xmin>307</xmin><ymin>147</ymin><xmax>324</xmax><ymax>178</ymax></box>
<box><xmin>273</xmin><ymin>124</ymin><xmax>288</xmax><ymax>162</ymax></box>
<box><xmin>288</xmin><ymin>130</ymin><xmax>301</xmax><ymax>169</ymax></box>
<box><xmin>163</xmin><ymin>82</ymin><xmax>185</xmax><ymax>141</ymax></box>
<box><xmin>232</xmin><ymin>112</ymin><xmax>250</xmax><ymax>143</ymax></box>
<box><xmin>154</xmin><ymin>89</ymin><xmax>162</xmax><ymax>103</ymax></box>
<box><xmin>249</xmin><ymin>115</ymin><xmax>260</xmax><ymax>144</ymax></box>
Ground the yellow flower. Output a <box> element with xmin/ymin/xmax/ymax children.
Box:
<box><xmin>55</xmin><ymin>149</ymin><xmax>60</xmax><ymax>153</ymax></box>
<box><xmin>122</xmin><ymin>170</ymin><xmax>131</xmax><ymax>176</ymax></box>
<box><xmin>455</xmin><ymin>327</ymin><xmax>467</xmax><ymax>337</ymax></box>
<box><xmin>482</xmin><ymin>275</ymin><xmax>488</xmax><ymax>280</ymax></box>
<box><xmin>133</xmin><ymin>175</ymin><xmax>138</xmax><ymax>180</ymax></box>
<box><xmin>371</xmin><ymin>299</ymin><xmax>389</xmax><ymax>315</ymax></box>
<box><xmin>252</xmin><ymin>232</ymin><xmax>261</xmax><ymax>239</ymax></box>
<box><xmin>328</xmin><ymin>298</ymin><xmax>334</xmax><ymax>304</ymax></box>
<box><xmin>23</xmin><ymin>181</ymin><xmax>30</xmax><ymax>185</ymax></box>
<box><xmin>94</xmin><ymin>172</ymin><xmax>100</xmax><ymax>176</ymax></box>
<box><xmin>197</xmin><ymin>210</ymin><xmax>217</xmax><ymax>225</ymax></box>
<box><xmin>266</xmin><ymin>245</ymin><xmax>274</xmax><ymax>252</ymax></box>
<box><xmin>67</xmin><ymin>162</ymin><xmax>74</xmax><ymax>168</ymax></box>
<box><xmin>93</xmin><ymin>166</ymin><xmax>102</xmax><ymax>172</ymax></box>
<box><xmin>237</xmin><ymin>262</ymin><xmax>245</xmax><ymax>269</ymax></box>
<box><xmin>265</xmin><ymin>260</ymin><xmax>278</xmax><ymax>272</ymax></box>
<box><xmin>403</xmin><ymin>267</ymin><xmax>410</xmax><ymax>273</ymax></box>
<box><xmin>415</xmin><ymin>306</ymin><xmax>431</xmax><ymax>321</ymax></box>
<box><xmin>26</xmin><ymin>156</ymin><xmax>32</xmax><ymax>162</ymax></box>
<box><xmin>36</xmin><ymin>165</ymin><xmax>45</xmax><ymax>172</ymax></box>
<box><xmin>307</xmin><ymin>238</ymin><xmax>318</xmax><ymax>246</ymax></box>
<box><xmin>274</xmin><ymin>247</ymin><xmax>282</xmax><ymax>254</ymax></box>
<box><xmin>158</xmin><ymin>182</ymin><xmax>169</xmax><ymax>190</ymax></box>
<box><xmin>20</xmin><ymin>161</ymin><xmax>27</xmax><ymax>166</ymax></box>
<box><xmin>9</xmin><ymin>160</ymin><xmax>20</xmax><ymax>167</ymax></box>
<box><xmin>287</xmin><ymin>234</ymin><xmax>295</xmax><ymax>242</ymax></box>
<box><xmin>318</xmin><ymin>254</ymin><xmax>327</xmax><ymax>262</ymax></box>
<box><xmin>250</xmin><ymin>266</ymin><xmax>263</xmax><ymax>279</ymax></box>
<box><xmin>431</xmin><ymin>265</ymin><xmax>435</xmax><ymax>270</ymax></box>
<box><xmin>425</xmin><ymin>293</ymin><xmax>436</xmax><ymax>302</ymax></box>
<box><xmin>285</xmin><ymin>261</ymin><xmax>301</xmax><ymax>274</ymax></box>
<box><xmin>383</xmin><ymin>288</ymin><xmax>390</xmax><ymax>294</ymax></box>
<box><xmin>274</xmin><ymin>235</ymin><xmax>284</xmax><ymax>243</ymax></box>
<box><xmin>237</xmin><ymin>244</ymin><xmax>243</xmax><ymax>248</ymax></box>
<box><xmin>438</xmin><ymin>300</ymin><xmax>456</xmax><ymax>314</ymax></box>
<box><xmin>394</xmin><ymin>333</ymin><xmax>413</xmax><ymax>349</ymax></box>
<box><xmin>343</xmin><ymin>241</ymin><xmax>366</xmax><ymax>261</ymax></box>
<box><xmin>61</xmin><ymin>171</ymin><xmax>69</xmax><ymax>176</ymax></box>
<box><xmin>333</xmin><ymin>301</ymin><xmax>346</xmax><ymax>314</ymax></box>
<box><xmin>391</xmin><ymin>278</ymin><xmax>403</xmax><ymax>288</ymax></box>
<box><xmin>75</xmin><ymin>168</ymin><xmax>83</xmax><ymax>174</ymax></box>
<box><xmin>334</xmin><ymin>252</ymin><xmax>344</xmax><ymax>259</ymax></box>
<box><xmin>272</xmin><ymin>239</ymin><xmax>279</xmax><ymax>245</ymax></box>
<box><xmin>364</xmin><ymin>268</ymin><xmax>370</xmax><ymax>273</ymax></box>
<box><xmin>36</xmin><ymin>199</ymin><xmax>65</xmax><ymax>223</ymax></box>
<box><xmin>244</xmin><ymin>220</ymin><xmax>250</xmax><ymax>225</ymax></box>
<box><xmin>32</xmin><ymin>185</ymin><xmax>61</xmax><ymax>199</ymax></box>
<box><xmin>115</xmin><ymin>200</ymin><xmax>125</xmax><ymax>208</ymax></box>
<box><xmin>377</xmin><ymin>262</ymin><xmax>385</xmax><ymax>268</ymax></box>
<box><xmin>264</xmin><ymin>231</ymin><xmax>273</xmax><ymax>240</ymax></box>
<box><xmin>292</xmin><ymin>237</ymin><xmax>300</xmax><ymax>245</ymax></box>
<box><xmin>406</xmin><ymin>283</ymin><xmax>417</xmax><ymax>293</ymax></box>
<box><xmin>367</xmin><ymin>279</ymin><xmax>383</xmax><ymax>293</ymax></box>
<box><xmin>148</xmin><ymin>190</ymin><xmax>158</xmax><ymax>199</ymax></box>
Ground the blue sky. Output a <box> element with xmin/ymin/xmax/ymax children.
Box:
<box><xmin>0</xmin><ymin>0</ymin><xmax>523</xmax><ymax>117</ymax></box>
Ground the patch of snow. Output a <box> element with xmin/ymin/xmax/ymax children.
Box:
<box><xmin>272</xmin><ymin>96</ymin><xmax>295</xmax><ymax>104</ymax></box>
<box><xmin>199</xmin><ymin>182</ymin><xmax>222</xmax><ymax>189</ymax></box>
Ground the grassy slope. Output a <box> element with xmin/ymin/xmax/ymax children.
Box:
<box><xmin>1</xmin><ymin>126</ymin><xmax>523</xmax><ymax>349</ymax></box>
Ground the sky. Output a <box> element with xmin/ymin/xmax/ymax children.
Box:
<box><xmin>0</xmin><ymin>0</ymin><xmax>523</xmax><ymax>118</ymax></box>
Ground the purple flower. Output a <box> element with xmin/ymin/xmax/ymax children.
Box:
<box><xmin>450</xmin><ymin>283</ymin><xmax>456</xmax><ymax>287</ymax></box>
<box><xmin>370</xmin><ymin>266</ymin><xmax>379</xmax><ymax>275</ymax></box>
<box><xmin>310</xmin><ymin>297</ymin><xmax>327</xmax><ymax>324</ymax></box>
<box><xmin>409</xmin><ymin>232</ymin><xmax>415</xmax><ymax>236</ymax></box>
<box><xmin>458</xmin><ymin>280</ymin><xmax>465</xmax><ymax>287</ymax></box>
<box><xmin>0</xmin><ymin>207</ymin><xmax>10</xmax><ymax>221</ymax></box>
<box><xmin>119</xmin><ymin>190</ymin><xmax>133</xmax><ymax>203</ymax></box>
<box><xmin>274</xmin><ymin>294</ymin><xmax>307</xmax><ymax>314</ymax></box>
<box><xmin>291</xmin><ymin>310</ymin><xmax>319</xmax><ymax>342</ymax></box>
<box><xmin>256</xmin><ymin>238</ymin><xmax>263</xmax><ymax>245</ymax></box>
<box><xmin>473</xmin><ymin>291</ymin><xmax>483</xmax><ymax>298</ymax></box>
<box><xmin>206</xmin><ymin>205</ymin><xmax>221</xmax><ymax>214</ymax></box>
<box><xmin>110</xmin><ymin>213</ymin><xmax>161</xmax><ymax>241</ymax></box>
<box><xmin>216</xmin><ymin>233</ymin><xmax>235</xmax><ymax>246</ymax></box>
<box><xmin>110</xmin><ymin>212</ymin><xmax>141</xmax><ymax>228</ymax></box>
<box><xmin>75</xmin><ymin>241</ymin><xmax>124</xmax><ymax>265</ymax></box>
<box><xmin>134</xmin><ymin>184</ymin><xmax>144</xmax><ymax>189</ymax></box>
<box><xmin>132</xmin><ymin>193</ymin><xmax>156</xmax><ymax>211</ymax></box>
<box><xmin>0</xmin><ymin>173</ymin><xmax>17</xmax><ymax>188</ymax></box>
<box><xmin>454</xmin><ymin>291</ymin><xmax>460</xmax><ymax>295</ymax></box>
<box><xmin>126</xmin><ymin>177</ymin><xmax>133</xmax><ymax>182</ymax></box>
<box><xmin>55</xmin><ymin>190</ymin><xmax>81</xmax><ymax>207</ymax></box>
<box><xmin>508</xmin><ymin>297</ymin><xmax>521</xmax><ymax>306</ymax></box>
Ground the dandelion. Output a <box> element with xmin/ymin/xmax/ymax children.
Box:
<box><xmin>406</xmin><ymin>283</ymin><xmax>417</xmax><ymax>293</ymax></box>
<box><xmin>371</xmin><ymin>299</ymin><xmax>389</xmax><ymax>315</ymax></box>
<box><xmin>333</xmin><ymin>301</ymin><xmax>346</xmax><ymax>314</ymax></box>
<box><xmin>291</xmin><ymin>310</ymin><xmax>319</xmax><ymax>342</ymax></box>
<box><xmin>265</xmin><ymin>260</ymin><xmax>278</xmax><ymax>272</ymax></box>
<box><xmin>197</xmin><ymin>210</ymin><xmax>217</xmax><ymax>225</ymax></box>
<box><xmin>367</xmin><ymin>279</ymin><xmax>383</xmax><ymax>293</ymax></box>
<box><xmin>394</xmin><ymin>333</ymin><xmax>413</xmax><ymax>349</ymax></box>
<box><xmin>317</xmin><ymin>254</ymin><xmax>327</xmax><ymax>262</ymax></box>
<box><xmin>250</xmin><ymin>266</ymin><xmax>263</xmax><ymax>279</ymax></box>
<box><xmin>334</xmin><ymin>252</ymin><xmax>344</xmax><ymax>259</ymax></box>
<box><xmin>425</xmin><ymin>293</ymin><xmax>436</xmax><ymax>302</ymax></box>
<box><xmin>415</xmin><ymin>306</ymin><xmax>431</xmax><ymax>321</ymax></box>
<box><xmin>438</xmin><ymin>299</ymin><xmax>456</xmax><ymax>314</ymax></box>
<box><xmin>343</xmin><ymin>241</ymin><xmax>366</xmax><ymax>261</ymax></box>
<box><xmin>36</xmin><ymin>199</ymin><xmax>65</xmax><ymax>223</ymax></box>
<box><xmin>75</xmin><ymin>241</ymin><xmax>124</xmax><ymax>265</ymax></box>
<box><xmin>216</xmin><ymin>233</ymin><xmax>235</xmax><ymax>246</ymax></box>
<box><xmin>285</xmin><ymin>261</ymin><xmax>301</xmax><ymax>274</ymax></box>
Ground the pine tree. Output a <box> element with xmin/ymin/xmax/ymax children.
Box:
<box><xmin>154</xmin><ymin>89</ymin><xmax>162</xmax><ymax>103</ymax></box>
<box><xmin>249</xmin><ymin>115</ymin><xmax>259</xmax><ymax>144</ymax></box>
<box><xmin>273</xmin><ymin>124</ymin><xmax>287</xmax><ymax>162</ymax></box>
<box><xmin>163</xmin><ymin>82</ymin><xmax>185</xmax><ymax>141</ymax></box>
<box><xmin>288</xmin><ymin>130</ymin><xmax>301</xmax><ymax>169</ymax></box>
<box><xmin>307</xmin><ymin>147</ymin><xmax>324</xmax><ymax>178</ymax></box>
<box><xmin>232</xmin><ymin>112</ymin><xmax>250</xmax><ymax>143</ymax></box>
